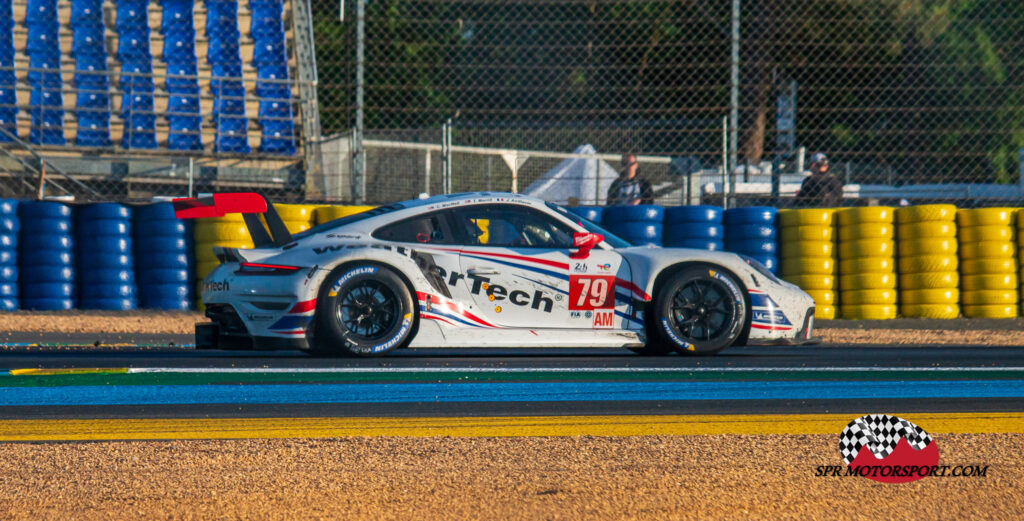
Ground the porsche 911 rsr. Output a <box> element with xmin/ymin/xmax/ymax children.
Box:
<box><xmin>174</xmin><ymin>192</ymin><xmax>815</xmax><ymax>356</ymax></box>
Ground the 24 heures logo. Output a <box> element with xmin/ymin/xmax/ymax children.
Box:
<box><xmin>815</xmin><ymin>414</ymin><xmax>988</xmax><ymax>482</ymax></box>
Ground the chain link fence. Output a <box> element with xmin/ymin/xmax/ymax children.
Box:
<box><xmin>314</xmin><ymin>0</ymin><xmax>1024</xmax><ymax>207</ymax></box>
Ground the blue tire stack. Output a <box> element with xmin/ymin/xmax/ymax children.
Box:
<box><xmin>134</xmin><ymin>203</ymin><xmax>193</xmax><ymax>310</ymax></box>
<box><xmin>663</xmin><ymin>205</ymin><xmax>723</xmax><ymax>250</ymax></box>
<box><xmin>723</xmin><ymin>206</ymin><xmax>778</xmax><ymax>272</ymax></box>
<box><xmin>76</xmin><ymin>203</ymin><xmax>137</xmax><ymax>310</ymax></box>
<box><xmin>18</xmin><ymin>201</ymin><xmax>75</xmax><ymax>310</ymax></box>
<box><xmin>566</xmin><ymin>206</ymin><xmax>603</xmax><ymax>224</ymax></box>
<box><xmin>0</xmin><ymin>199</ymin><xmax>18</xmax><ymax>310</ymax></box>
<box><xmin>603</xmin><ymin>205</ymin><xmax>663</xmax><ymax>246</ymax></box>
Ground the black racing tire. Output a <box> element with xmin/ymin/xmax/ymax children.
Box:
<box><xmin>312</xmin><ymin>263</ymin><xmax>415</xmax><ymax>357</ymax></box>
<box><xmin>652</xmin><ymin>265</ymin><xmax>747</xmax><ymax>355</ymax></box>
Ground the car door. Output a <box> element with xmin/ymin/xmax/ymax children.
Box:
<box><xmin>448</xmin><ymin>204</ymin><xmax>634</xmax><ymax>330</ymax></box>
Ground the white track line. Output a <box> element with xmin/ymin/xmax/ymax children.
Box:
<box><xmin>125</xmin><ymin>366</ymin><xmax>1024</xmax><ymax>374</ymax></box>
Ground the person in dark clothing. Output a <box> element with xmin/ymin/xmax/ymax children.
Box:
<box><xmin>607</xmin><ymin>153</ymin><xmax>654</xmax><ymax>205</ymax></box>
<box><xmin>795</xmin><ymin>152</ymin><xmax>844</xmax><ymax>207</ymax></box>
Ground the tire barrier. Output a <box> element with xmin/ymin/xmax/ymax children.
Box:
<box><xmin>567</xmin><ymin>206</ymin><xmax>603</xmax><ymax>223</ymax></box>
<box><xmin>958</xmin><ymin>208</ymin><xmax>1018</xmax><ymax>318</ymax></box>
<box><xmin>273</xmin><ymin>204</ymin><xmax>317</xmax><ymax>234</ymax></box>
<box><xmin>896</xmin><ymin>205</ymin><xmax>959</xmax><ymax>319</ymax></box>
<box><xmin>194</xmin><ymin>212</ymin><xmax>253</xmax><ymax>309</ymax></box>
<box><xmin>604</xmin><ymin>205</ymin><xmax>664</xmax><ymax>246</ymax></box>
<box><xmin>18</xmin><ymin>201</ymin><xmax>74</xmax><ymax>310</ymax></box>
<box><xmin>723</xmin><ymin>207</ymin><xmax>777</xmax><ymax>272</ymax></box>
<box><xmin>313</xmin><ymin>205</ymin><xmax>377</xmax><ymax>225</ymax></box>
<box><xmin>75</xmin><ymin>204</ymin><xmax>137</xmax><ymax>310</ymax></box>
<box><xmin>0</xmin><ymin>199</ymin><xmax>17</xmax><ymax>310</ymax></box>
<box><xmin>134</xmin><ymin>203</ymin><xmax>193</xmax><ymax>310</ymax></box>
<box><xmin>662</xmin><ymin>205</ymin><xmax>722</xmax><ymax>250</ymax></box>
<box><xmin>838</xmin><ymin>207</ymin><xmax>896</xmax><ymax>319</ymax></box>
<box><xmin>777</xmin><ymin>208</ymin><xmax>837</xmax><ymax>319</ymax></box>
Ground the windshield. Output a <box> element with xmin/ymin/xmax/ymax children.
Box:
<box><xmin>289</xmin><ymin>203</ymin><xmax>406</xmax><ymax>241</ymax></box>
<box><xmin>544</xmin><ymin>202</ymin><xmax>633</xmax><ymax>248</ymax></box>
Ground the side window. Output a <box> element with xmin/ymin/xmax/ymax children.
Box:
<box><xmin>451</xmin><ymin>205</ymin><xmax>575</xmax><ymax>249</ymax></box>
<box><xmin>373</xmin><ymin>213</ymin><xmax>452</xmax><ymax>244</ymax></box>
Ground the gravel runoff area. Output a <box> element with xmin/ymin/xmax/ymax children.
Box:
<box><xmin>2</xmin><ymin>311</ymin><xmax>1024</xmax><ymax>346</ymax></box>
<box><xmin>0</xmin><ymin>434</ymin><xmax>1020</xmax><ymax>520</ymax></box>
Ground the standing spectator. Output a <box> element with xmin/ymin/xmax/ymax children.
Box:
<box><xmin>607</xmin><ymin>153</ymin><xmax>653</xmax><ymax>205</ymax></box>
<box><xmin>795</xmin><ymin>152</ymin><xmax>844</xmax><ymax>207</ymax></box>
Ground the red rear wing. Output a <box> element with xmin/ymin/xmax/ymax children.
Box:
<box><xmin>172</xmin><ymin>192</ymin><xmax>293</xmax><ymax>248</ymax></box>
<box><xmin>172</xmin><ymin>192</ymin><xmax>268</xmax><ymax>219</ymax></box>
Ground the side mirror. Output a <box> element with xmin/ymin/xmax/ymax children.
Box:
<box><xmin>570</xmin><ymin>232</ymin><xmax>603</xmax><ymax>259</ymax></box>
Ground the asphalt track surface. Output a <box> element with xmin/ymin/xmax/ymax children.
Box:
<box><xmin>1</xmin><ymin>338</ymin><xmax>1022</xmax><ymax>422</ymax></box>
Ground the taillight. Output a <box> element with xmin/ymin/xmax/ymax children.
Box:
<box><xmin>236</xmin><ymin>262</ymin><xmax>303</xmax><ymax>275</ymax></box>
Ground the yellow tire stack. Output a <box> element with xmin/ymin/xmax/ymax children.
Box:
<box><xmin>193</xmin><ymin>213</ymin><xmax>254</xmax><ymax>308</ymax></box>
<box><xmin>777</xmin><ymin>209</ymin><xmax>837</xmax><ymax>319</ymax></box>
<box><xmin>837</xmin><ymin>207</ymin><xmax>897</xmax><ymax>319</ymax></box>
<box><xmin>273</xmin><ymin>204</ymin><xmax>317</xmax><ymax>234</ymax></box>
<box><xmin>896</xmin><ymin>205</ymin><xmax>959</xmax><ymax>319</ymax></box>
<box><xmin>313</xmin><ymin>205</ymin><xmax>377</xmax><ymax>225</ymax></box>
<box><xmin>958</xmin><ymin>208</ymin><xmax>1018</xmax><ymax>318</ymax></box>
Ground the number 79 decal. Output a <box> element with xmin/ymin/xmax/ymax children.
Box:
<box><xmin>569</xmin><ymin>275</ymin><xmax>616</xmax><ymax>310</ymax></box>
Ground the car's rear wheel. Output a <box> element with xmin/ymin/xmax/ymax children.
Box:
<box><xmin>313</xmin><ymin>264</ymin><xmax>415</xmax><ymax>357</ymax></box>
<box><xmin>652</xmin><ymin>265</ymin><xmax>747</xmax><ymax>355</ymax></box>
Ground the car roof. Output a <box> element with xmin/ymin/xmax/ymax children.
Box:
<box><xmin>398</xmin><ymin>192</ymin><xmax>547</xmax><ymax>211</ymax></box>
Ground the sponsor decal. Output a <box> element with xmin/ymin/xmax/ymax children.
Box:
<box><xmin>328</xmin><ymin>266</ymin><xmax>378</xmax><ymax>297</ymax></box>
<box><xmin>660</xmin><ymin>317</ymin><xmax>694</xmax><ymax>351</ymax></box>
<box><xmin>370</xmin><ymin>313</ymin><xmax>412</xmax><ymax>353</ymax></box>
<box><xmin>432</xmin><ymin>266</ymin><xmax>555</xmax><ymax>313</ymax></box>
<box><xmin>573</xmin><ymin>262</ymin><xmax>588</xmax><ymax>273</ymax></box>
<box><xmin>570</xmin><ymin>311</ymin><xmax>581</xmax><ymax>318</ymax></box>
<box><xmin>813</xmin><ymin>414</ymin><xmax>988</xmax><ymax>482</ymax></box>
<box><xmin>597</xmin><ymin>263</ymin><xmax>611</xmax><ymax>271</ymax></box>
<box><xmin>569</xmin><ymin>275</ymin><xmax>615</xmax><ymax>310</ymax></box>
<box><xmin>202</xmin><ymin>280</ymin><xmax>230</xmax><ymax>292</ymax></box>
<box><xmin>314</xmin><ymin>244</ymin><xmax>347</xmax><ymax>255</ymax></box>
<box><xmin>245</xmin><ymin>314</ymin><xmax>274</xmax><ymax>322</ymax></box>
<box><xmin>592</xmin><ymin>310</ymin><xmax>614</xmax><ymax>328</ymax></box>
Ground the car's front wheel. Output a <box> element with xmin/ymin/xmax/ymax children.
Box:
<box><xmin>313</xmin><ymin>264</ymin><xmax>415</xmax><ymax>356</ymax></box>
<box><xmin>651</xmin><ymin>265</ymin><xmax>747</xmax><ymax>355</ymax></box>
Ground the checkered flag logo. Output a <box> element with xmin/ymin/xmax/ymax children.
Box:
<box><xmin>839</xmin><ymin>414</ymin><xmax>933</xmax><ymax>465</ymax></box>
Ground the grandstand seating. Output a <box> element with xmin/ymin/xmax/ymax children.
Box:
<box><xmin>0</xmin><ymin>0</ymin><xmax>300</xmax><ymax>155</ymax></box>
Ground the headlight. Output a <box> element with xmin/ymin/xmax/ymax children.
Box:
<box><xmin>739</xmin><ymin>254</ymin><xmax>781</xmax><ymax>284</ymax></box>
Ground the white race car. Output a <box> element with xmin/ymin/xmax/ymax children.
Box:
<box><xmin>175</xmin><ymin>192</ymin><xmax>815</xmax><ymax>356</ymax></box>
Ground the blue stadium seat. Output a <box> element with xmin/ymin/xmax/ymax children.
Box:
<box><xmin>71</xmin><ymin>0</ymin><xmax>104</xmax><ymax>25</ymax></box>
<box><xmin>207</xmin><ymin>33</ymin><xmax>241</xmax><ymax>65</ymax></box>
<box><xmin>117</xmin><ymin>29</ymin><xmax>152</xmax><ymax>60</ymax></box>
<box><xmin>27</xmin><ymin>53</ymin><xmax>61</xmax><ymax>87</ymax></box>
<box><xmin>168</xmin><ymin>116</ymin><xmax>202</xmax><ymax>151</ymax></box>
<box><xmin>72</xmin><ymin>24</ymin><xmax>105</xmax><ymax>56</ymax></box>
<box><xmin>259</xmin><ymin>120</ymin><xmax>295</xmax><ymax>155</ymax></box>
<box><xmin>116</xmin><ymin>0</ymin><xmax>149</xmax><ymax>27</ymax></box>
<box><xmin>26</xmin><ymin>23</ymin><xmax>60</xmax><ymax>55</ymax></box>
<box><xmin>216</xmin><ymin>114</ymin><xmax>249</xmax><ymax>153</ymax></box>
<box><xmin>74</xmin><ymin>54</ymin><xmax>109</xmax><ymax>87</ymax></box>
<box><xmin>120</xmin><ymin>59</ymin><xmax>155</xmax><ymax>92</ymax></box>
<box><xmin>213</xmin><ymin>87</ymin><xmax>246</xmax><ymax>114</ymax></box>
<box><xmin>124</xmin><ymin>114</ymin><xmax>157</xmax><ymax>149</ymax></box>
<box><xmin>168</xmin><ymin>92</ymin><xmax>199</xmax><ymax>116</ymax></box>
<box><xmin>0</xmin><ymin>81</ymin><xmax>16</xmax><ymax>142</ymax></box>
<box><xmin>161</xmin><ymin>0</ymin><xmax>195</xmax><ymax>33</ymax></box>
<box><xmin>29</xmin><ymin>88</ymin><xmax>65</xmax><ymax>145</ymax></box>
<box><xmin>258</xmin><ymin>99</ymin><xmax>291</xmax><ymax>119</ymax></box>
<box><xmin>253</xmin><ymin>33</ymin><xmax>287</xmax><ymax>66</ymax></box>
<box><xmin>165</xmin><ymin>61</ymin><xmax>199</xmax><ymax>90</ymax></box>
<box><xmin>255</xmin><ymin>64</ymin><xmax>290</xmax><ymax>98</ymax></box>
<box><xmin>75</xmin><ymin>90</ymin><xmax>111</xmax><ymax>148</ymax></box>
<box><xmin>26</xmin><ymin>0</ymin><xmax>57</xmax><ymax>24</ymax></box>
<box><xmin>121</xmin><ymin>92</ymin><xmax>154</xmax><ymax>116</ymax></box>
<box><xmin>163</xmin><ymin>30</ymin><xmax>196</xmax><ymax>62</ymax></box>
<box><xmin>205</xmin><ymin>1</ymin><xmax>238</xmax><ymax>32</ymax></box>
<box><xmin>250</xmin><ymin>5</ymin><xmax>284</xmax><ymax>38</ymax></box>
<box><xmin>210</xmin><ymin>62</ymin><xmax>243</xmax><ymax>93</ymax></box>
